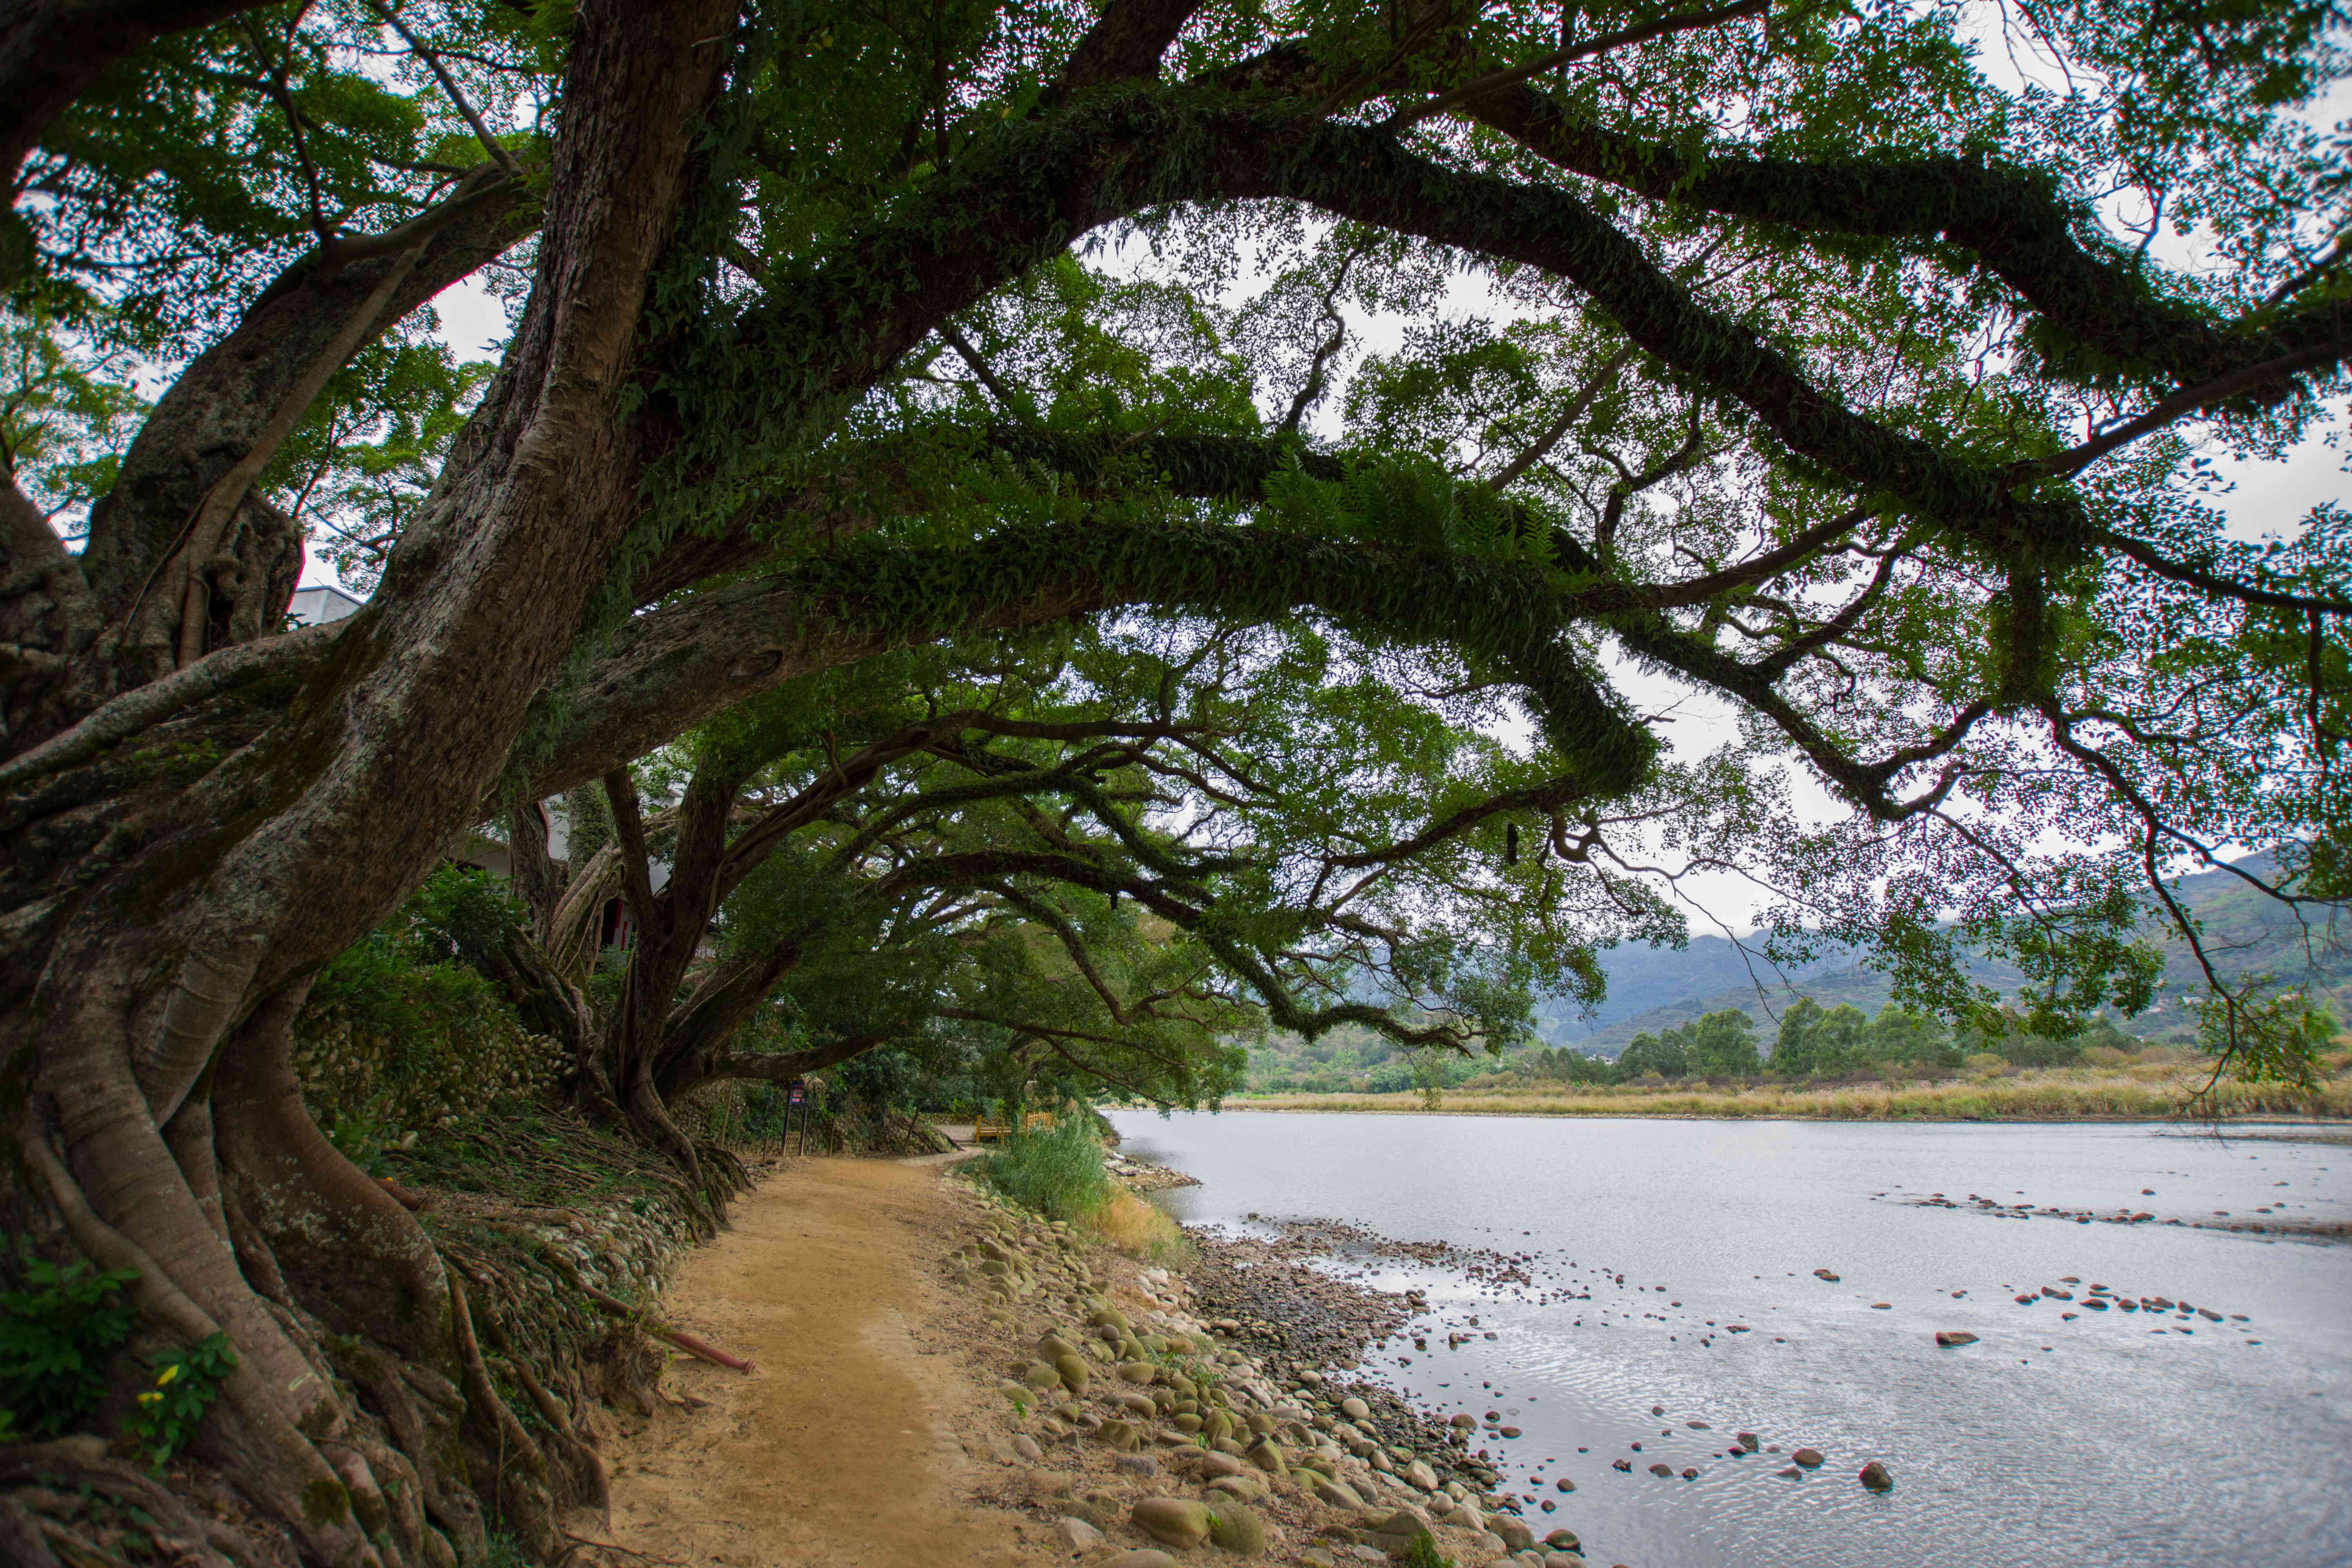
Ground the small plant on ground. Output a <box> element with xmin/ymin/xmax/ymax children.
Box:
<box><xmin>1399</xmin><ymin>1528</ymin><xmax>1455</xmax><ymax>1568</ymax></box>
<box><xmin>122</xmin><ymin>1332</ymin><xmax>237</xmax><ymax>1469</ymax></box>
<box><xmin>0</xmin><ymin>1246</ymin><xmax>139</xmax><ymax>1437</ymax></box>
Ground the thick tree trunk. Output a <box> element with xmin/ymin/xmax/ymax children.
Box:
<box><xmin>3</xmin><ymin>3</ymin><xmax>733</xmax><ymax>1557</ymax></box>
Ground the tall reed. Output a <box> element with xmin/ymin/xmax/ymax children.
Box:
<box><xmin>976</xmin><ymin>1111</ymin><xmax>1111</xmax><ymax>1220</ymax></box>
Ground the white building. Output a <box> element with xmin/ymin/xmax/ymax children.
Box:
<box><xmin>288</xmin><ymin>583</ymin><xmax>365</xmax><ymax>626</ymax></box>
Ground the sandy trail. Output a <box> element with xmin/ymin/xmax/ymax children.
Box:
<box><xmin>593</xmin><ymin>1157</ymin><xmax>1054</xmax><ymax>1568</ymax></box>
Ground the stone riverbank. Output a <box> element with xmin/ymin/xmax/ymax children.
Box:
<box><xmin>940</xmin><ymin>1164</ymin><xmax>1607</xmax><ymax>1568</ymax></box>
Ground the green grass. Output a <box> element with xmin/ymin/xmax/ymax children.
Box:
<box><xmin>976</xmin><ymin>1113</ymin><xmax>1112</xmax><ymax>1221</ymax></box>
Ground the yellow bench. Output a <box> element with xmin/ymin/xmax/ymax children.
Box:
<box><xmin>972</xmin><ymin>1111</ymin><xmax>1056</xmax><ymax>1143</ymax></box>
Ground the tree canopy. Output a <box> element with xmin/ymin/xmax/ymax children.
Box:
<box><xmin>2</xmin><ymin>1</ymin><xmax>2347</xmax><ymax>1562</ymax></box>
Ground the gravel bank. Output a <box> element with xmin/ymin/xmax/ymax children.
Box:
<box><xmin>936</xmin><ymin>1168</ymin><xmax>1601</xmax><ymax>1567</ymax></box>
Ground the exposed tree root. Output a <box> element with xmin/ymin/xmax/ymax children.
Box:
<box><xmin>5</xmin><ymin>1085</ymin><xmax>744</xmax><ymax>1568</ymax></box>
<box><xmin>0</xmin><ymin>1443</ymin><xmax>243</xmax><ymax>1568</ymax></box>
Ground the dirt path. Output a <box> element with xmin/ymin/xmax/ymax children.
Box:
<box><xmin>593</xmin><ymin>1158</ymin><xmax>1057</xmax><ymax>1568</ymax></box>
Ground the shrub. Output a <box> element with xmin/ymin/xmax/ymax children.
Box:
<box><xmin>1399</xmin><ymin>1528</ymin><xmax>1455</xmax><ymax>1568</ymax></box>
<box><xmin>294</xmin><ymin>867</ymin><xmax>564</xmax><ymax>1167</ymax></box>
<box><xmin>978</xmin><ymin>1111</ymin><xmax>1111</xmax><ymax>1221</ymax></box>
<box><xmin>122</xmin><ymin>1332</ymin><xmax>237</xmax><ymax>1470</ymax></box>
<box><xmin>0</xmin><ymin>1248</ymin><xmax>138</xmax><ymax>1437</ymax></box>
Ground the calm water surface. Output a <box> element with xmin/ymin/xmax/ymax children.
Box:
<box><xmin>1103</xmin><ymin>1111</ymin><xmax>2352</xmax><ymax>1568</ymax></box>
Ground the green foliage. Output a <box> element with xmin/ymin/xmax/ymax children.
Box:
<box><xmin>16</xmin><ymin>4</ymin><xmax>555</xmax><ymax>348</ymax></box>
<box><xmin>1616</xmin><ymin>1010</ymin><xmax>1763</xmax><ymax>1079</ymax></box>
<box><xmin>0</xmin><ymin>1247</ymin><xmax>138</xmax><ymax>1438</ymax></box>
<box><xmin>122</xmin><ymin>1333</ymin><xmax>237</xmax><ymax>1470</ymax></box>
<box><xmin>1508</xmin><ymin>1043</ymin><xmax>1622</xmax><ymax>1087</ymax></box>
<box><xmin>294</xmin><ymin>343</ymin><xmax>499</xmax><ymax>592</ymax></box>
<box><xmin>2190</xmin><ymin>991</ymin><xmax>2341</xmax><ymax>1091</ymax></box>
<box><xmin>1773</xmin><ymin>1000</ymin><xmax>1961</xmax><ymax>1076</ymax></box>
<box><xmin>976</xmin><ymin>1111</ymin><xmax>1112</xmax><ymax>1222</ymax></box>
<box><xmin>296</xmin><ymin>866</ymin><xmax>562</xmax><ymax>1169</ymax></box>
<box><xmin>1397</xmin><ymin>1527</ymin><xmax>1455</xmax><ymax>1568</ymax></box>
<box><xmin>1617</xmin><ymin>1027</ymin><xmax>1691</xmax><ymax>1080</ymax></box>
<box><xmin>0</xmin><ymin>304</ymin><xmax>149</xmax><ymax>525</ymax></box>
<box><xmin>24</xmin><ymin>0</ymin><xmax>2347</xmax><ymax>1145</ymax></box>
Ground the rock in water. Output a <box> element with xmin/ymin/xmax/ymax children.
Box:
<box><xmin>1544</xmin><ymin>1529</ymin><xmax>1582</xmax><ymax>1550</ymax></box>
<box><xmin>1489</xmin><ymin>1515</ymin><xmax>1537</xmax><ymax>1551</ymax></box>
<box><xmin>1859</xmin><ymin>1461</ymin><xmax>1894</xmax><ymax>1492</ymax></box>
<box><xmin>1131</xmin><ymin>1497</ymin><xmax>1212</xmax><ymax>1548</ymax></box>
<box><xmin>1791</xmin><ymin>1448</ymin><xmax>1825</xmax><ymax>1468</ymax></box>
<box><xmin>1935</xmin><ymin>1330</ymin><xmax>1978</xmax><ymax>1348</ymax></box>
<box><xmin>1207</xmin><ymin>1501</ymin><xmax>1270</xmax><ymax>1556</ymax></box>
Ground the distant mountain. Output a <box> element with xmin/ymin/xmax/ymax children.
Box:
<box><xmin>1532</xmin><ymin>936</ymin><xmax>1849</xmax><ymax>1044</ymax></box>
<box><xmin>1540</xmin><ymin>853</ymin><xmax>2349</xmax><ymax>1056</ymax></box>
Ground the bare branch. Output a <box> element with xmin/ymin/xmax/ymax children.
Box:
<box><xmin>368</xmin><ymin>0</ymin><xmax>519</xmax><ymax>173</ymax></box>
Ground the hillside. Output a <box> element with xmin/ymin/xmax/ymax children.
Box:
<box><xmin>1535</xmin><ymin>854</ymin><xmax>2347</xmax><ymax>1054</ymax></box>
<box><xmin>1244</xmin><ymin>855</ymin><xmax>2349</xmax><ymax>1087</ymax></box>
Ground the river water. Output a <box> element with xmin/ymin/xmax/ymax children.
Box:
<box><xmin>1103</xmin><ymin>1111</ymin><xmax>2352</xmax><ymax>1568</ymax></box>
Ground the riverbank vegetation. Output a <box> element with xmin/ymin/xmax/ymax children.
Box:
<box><xmin>4</xmin><ymin>1</ymin><xmax>2349</xmax><ymax>1562</ymax></box>
<box><xmin>976</xmin><ymin>1112</ymin><xmax>1188</xmax><ymax>1261</ymax></box>
<box><xmin>1245</xmin><ymin>1004</ymin><xmax>2350</xmax><ymax>1112</ymax></box>
<box><xmin>1240</xmin><ymin>1049</ymin><xmax>2352</xmax><ymax>1122</ymax></box>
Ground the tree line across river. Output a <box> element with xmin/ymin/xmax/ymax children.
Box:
<box><xmin>1244</xmin><ymin>1004</ymin><xmax>2179</xmax><ymax>1095</ymax></box>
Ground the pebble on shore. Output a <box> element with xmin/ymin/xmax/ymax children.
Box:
<box><xmin>935</xmin><ymin>1164</ymin><xmax>1528</xmax><ymax>1568</ymax></box>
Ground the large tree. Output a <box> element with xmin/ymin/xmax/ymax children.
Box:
<box><xmin>1</xmin><ymin>1</ymin><xmax>2346</xmax><ymax>1562</ymax></box>
<box><xmin>479</xmin><ymin>621</ymin><xmax>1674</xmax><ymax>1161</ymax></box>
